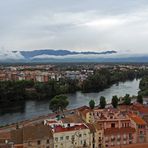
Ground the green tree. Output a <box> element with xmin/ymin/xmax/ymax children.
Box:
<box><xmin>137</xmin><ymin>95</ymin><xmax>143</xmax><ymax>104</ymax></box>
<box><xmin>111</xmin><ymin>95</ymin><xmax>118</xmax><ymax>108</ymax></box>
<box><xmin>89</xmin><ymin>99</ymin><xmax>95</xmax><ymax>109</ymax></box>
<box><xmin>49</xmin><ymin>95</ymin><xmax>69</xmax><ymax>113</ymax></box>
<box><xmin>124</xmin><ymin>94</ymin><xmax>131</xmax><ymax>105</ymax></box>
<box><xmin>99</xmin><ymin>96</ymin><xmax>106</xmax><ymax>109</ymax></box>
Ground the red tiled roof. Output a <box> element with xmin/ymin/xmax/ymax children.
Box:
<box><xmin>47</xmin><ymin>120</ymin><xmax>58</xmax><ymax>124</ymax></box>
<box><xmin>129</xmin><ymin>114</ymin><xmax>146</xmax><ymax>125</ymax></box>
<box><xmin>104</xmin><ymin>127</ymin><xmax>135</xmax><ymax>135</ymax></box>
<box><xmin>0</xmin><ymin>132</ymin><xmax>11</xmax><ymax>139</ymax></box>
<box><xmin>132</xmin><ymin>103</ymin><xmax>148</xmax><ymax>114</ymax></box>
<box><xmin>53</xmin><ymin>124</ymin><xmax>88</xmax><ymax>133</ymax></box>
<box><xmin>139</xmin><ymin>108</ymin><xmax>148</xmax><ymax>114</ymax></box>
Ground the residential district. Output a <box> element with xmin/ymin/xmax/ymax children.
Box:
<box><xmin>0</xmin><ymin>102</ymin><xmax>148</xmax><ymax>148</ymax></box>
<box><xmin>0</xmin><ymin>64</ymin><xmax>147</xmax><ymax>82</ymax></box>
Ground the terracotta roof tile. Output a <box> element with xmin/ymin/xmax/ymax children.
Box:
<box><xmin>23</xmin><ymin>123</ymin><xmax>53</xmax><ymax>142</ymax></box>
<box><xmin>129</xmin><ymin>114</ymin><xmax>146</xmax><ymax>125</ymax></box>
<box><xmin>0</xmin><ymin>132</ymin><xmax>11</xmax><ymax>139</ymax></box>
<box><xmin>53</xmin><ymin>124</ymin><xmax>88</xmax><ymax>133</ymax></box>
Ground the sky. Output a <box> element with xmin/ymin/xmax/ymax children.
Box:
<box><xmin>0</xmin><ymin>0</ymin><xmax>148</xmax><ymax>54</ymax></box>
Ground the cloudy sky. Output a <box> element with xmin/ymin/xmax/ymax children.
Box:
<box><xmin>1</xmin><ymin>0</ymin><xmax>148</xmax><ymax>54</ymax></box>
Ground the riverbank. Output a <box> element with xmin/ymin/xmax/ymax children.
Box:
<box><xmin>0</xmin><ymin>79</ymin><xmax>141</xmax><ymax>126</ymax></box>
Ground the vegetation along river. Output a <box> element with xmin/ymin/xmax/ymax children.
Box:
<box><xmin>0</xmin><ymin>78</ymin><xmax>140</xmax><ymax>126</ymax></box>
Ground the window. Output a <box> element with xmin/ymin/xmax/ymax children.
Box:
<box><xmin>55</xmin><ymin>137</ymin><xmax>58</xmax><ymax>142</ymax></box>
<box><xmin>28</xmin><ymin>141</ymin><xmax>31</xmax><ymax>146</ymax></box>
<box><xmin>110</xmin><ymin>116</ymin><xmax>113</xmax><ymax>119</ymax></box>
<box><xmin>83</xmin><ymin>140</ymin><xmax>86</xmax><ymax>147</ymax></box>
<box><xmin>129</xmin><ymin>133</ymin><xmax>132</xmax><ymax>139</ymax></box>
<box><xmin>47</xmin><ymin>139</ymin><xmax>49</xmax><ymax>144</ymax></box>
<box><xmin>111</xmin><ymin>123</ymin><xmax>115</xmax><ymax>128</ymax></box>
<box><xmin>127</xmin><ymin>123</ymin><xmax>129</xmax><ymax>127</ymax></box>
<box><xmin>122</xmin><ymin>123</ymin><xmax>124</xmax><ymax>127</ymax></box>
<box><xmin>46</xmin><ymin>146</ymin><xmax>49</xmax><ymax>148</ymax></box>
<box><xmin>71</xmin><ymin>135</ymin><xmax>75</xmax><ymax>143</ymax></box>
<box><xmin>84</xmin><ymin>133</ymin><xmax>87</xmax><ymax>136</ymax></box>
<box><xmin>60</xmin><ymin>136</ymin><xmax>63</xmax><ymax>141</ymax></box>
<box><xmin>72</xmin><ymin>135</ymin><xmax>75</xmax><ymax>139</ymax></box>
<box><xmin>129</xmin><ymin>141</ymin><xmax>132</xmax><ymax>144</ymax></box>
<box><xmin>66</xmin><ymin>136</ymin><xmax>69</xmax><ymax>140</ymax></box>
<box><xmin>140</xmin><ymin>131</ymin><xmax>143</xmax><ymax>135</ymax></box>
<box><xmin>37</xmin><ymin>140</ymin><xmax>41</xmax><ymax>145</ymax></box>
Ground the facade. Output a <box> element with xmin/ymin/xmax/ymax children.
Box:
<box><xmin>78</xmin><ymin>108</ymin><xmax>138</xmax><ymax>147</ymax></box>
<box><xmin>10</xmin><ymin>123</ymin><xmax>54</xmax><ymax>148</ymax></box>
<box><xmin>129</xmin><ymin>113</ymin><xmax>147</xmax><ymax>143</ymax></box>
<box><xmin>46</xmin><ymin>122</ymin><xmax>91</xmax><ymax>148</ymax></box>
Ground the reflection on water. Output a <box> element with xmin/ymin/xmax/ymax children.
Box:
<box><xmin>0</xmin><ymin>101</ymin><xmax>25</xmax><ymax>115</ymax></box>
<box><xmin>67</xmin><ymin>79</ymin><xmax>140</xmax><ymax>109</ymax></box>
<box><xmin>0</xmin><ymin>79</ymin><xmax>140</xmax><ymax>126</ymax></box>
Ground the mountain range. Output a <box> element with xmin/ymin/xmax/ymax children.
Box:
<box><xmin>0</xmin><ymin>49</ymin><xmax>148</xmax><ymax>63</ymax></box>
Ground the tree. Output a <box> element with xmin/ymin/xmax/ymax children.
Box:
<box><xmin>124</xmin><ymin>94</ymin><xmax>131</xmax><ymax>105</ymax></box>
<box><xmin>89</xmin><ymin>99</ymin><xmax>95</xmax><ymax>109</ymax></box>
<box><xmin>137</xmin><ymin>95</ymin><xmax>143</xmax><ymax>104</ymax></box>
<box><xmin>49</xmin><ymin>95</ymin><xmax>69</xmax><ymax>113</ymax></box>
<box><xmin>111</xmin><ymin>95</ymin><xmax>118</xmax><ymax>108</ymax></box>
<box><xmin>99</xmin><ymin>96</ymin><xmax>106</xmax><ymax>109</ymax></box>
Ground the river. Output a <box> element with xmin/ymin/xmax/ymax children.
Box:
<box><xmin>0</xmin><ymin>78</ymin><xmax>140</xmax><ymax>126</ymax></box>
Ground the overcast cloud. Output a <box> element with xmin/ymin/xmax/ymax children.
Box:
<box><xmin>0</xmin><ymin>0</ymin><xmax>148</xmax><ymax>54</ymax></box>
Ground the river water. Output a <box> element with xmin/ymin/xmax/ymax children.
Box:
<box><xmin>0</xmin><ymin>79</ymin><xmax>140</xmax><ymax>126</ymax></box>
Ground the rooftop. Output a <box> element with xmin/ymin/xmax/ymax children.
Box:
<box><xmin>129</xmin><ymin>114</ymin><xmax>147</xmax><ymax>125</ymax></box>
<box><xmin>51</xmin><ymin>123</ymin><xmax>88</xmax><ymax>133</ymax></box>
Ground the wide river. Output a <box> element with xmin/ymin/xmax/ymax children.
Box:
<box><xmin>0</xmin><ymin>79</ymin><xmax>140</xmax><ymax>126</ymax></box>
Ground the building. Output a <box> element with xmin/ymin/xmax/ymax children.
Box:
<box><xmin>10</xmin><ymin>123</ymin><xmax>54</xmax><ymax>148</ymax></box>
<box><xmin>129</xmin><ymin>113</ymin><xmax>147</xmax><ymax>143</ymax></box>
<box><xmin>46</xmin><ymin>122</ymin><xmax>91</xmax><ymax>148</ymax></box>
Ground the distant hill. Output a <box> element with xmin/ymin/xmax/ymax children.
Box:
<box><xmin>0</xmin><ymin>49</ymin><xmax>148</xmax><ymax>63</ymax></box>
<box><xmin>19</xmin><ymin>49</ymin><xmax>117</xmax><ymax>59</ymax></box>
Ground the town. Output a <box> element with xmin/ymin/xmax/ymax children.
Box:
<box><xmin>0</xmin><ymin>64</ymin><xmax>147</xmax><ymax>82</ymax></box>
<box><xmin>0</xmin><ymin>63</ymin><xmax>148</xmax><ymax>148</ymax></box>
<box><xmin>0</xmin><ymin>99</ymin><xmax>148</xmax><ymax>148</ymax></box>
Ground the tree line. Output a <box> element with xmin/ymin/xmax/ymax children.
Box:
<box><xmin>0</xmin><ymin>68</ymin><xmax>147</xmax><ymax>107</ymax></box>
<box><xmin>81</xmin><ymin>69</ymin><xmax>148</xmax><ymax>92</ymax></box>
<box><xmin>49</xmin><ymin>93</ymin><xmax>144</xmax><ymax>114</ymax></box>
<box><xmin>139</xmin><ymin>76</ymin><xmax>148</xmax><ymax>96</ymax></box>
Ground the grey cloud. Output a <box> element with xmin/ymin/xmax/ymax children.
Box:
<box><xmin>0</xmin><ymin>0</ymin><xmax>148</xmax><ymax>53</ymax></box>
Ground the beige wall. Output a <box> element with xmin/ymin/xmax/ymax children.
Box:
<box><xmin>53</xmin><ymin>129</ymin><xmax>91</xmax><ymax>148</ymax></box>
<box><xmin>23</xmin><ymin>138</ymin><xmax>53</xmax><ymax>148</ymax></box>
